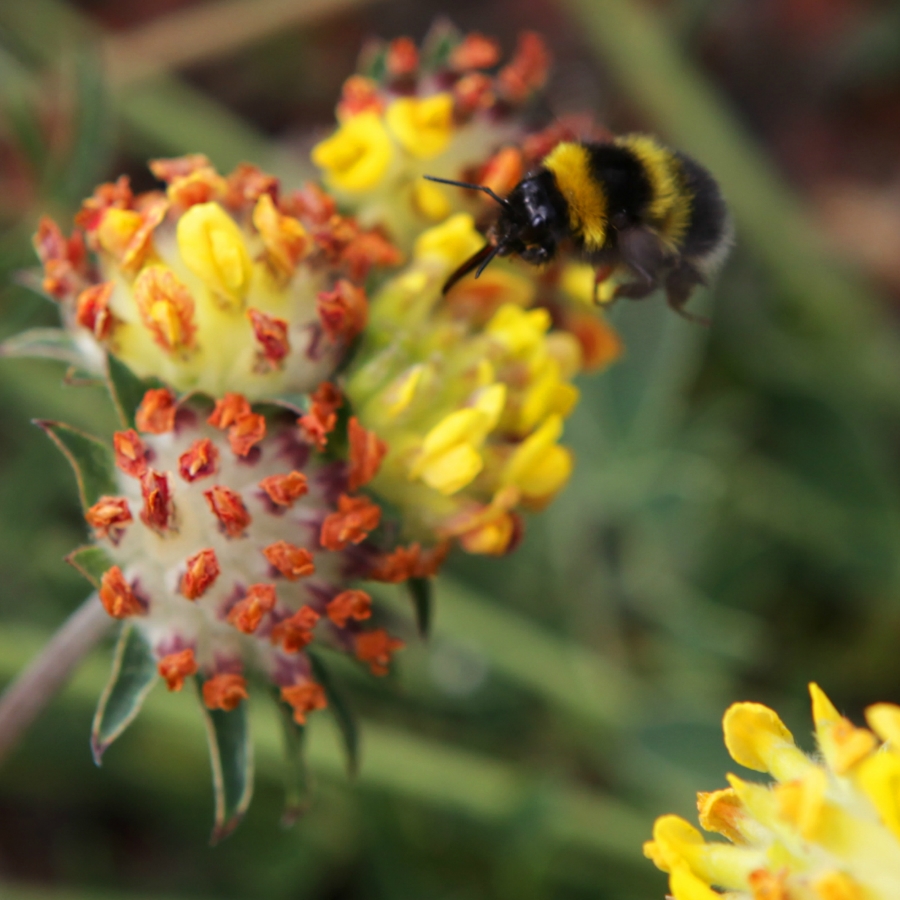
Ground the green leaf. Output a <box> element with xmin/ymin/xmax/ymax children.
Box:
<box><xmin>407</xmin><ymin>576</ymin><xmax>433</xmax><ymax>638</ymax></box>
<box><xmin>65</xmin><ymin>545</ymin><xmax>113</xmax><ymax>589</ymax></box>
<box><xmin>91</xmin><ymin>623</ymin><xmax>158</xmax><ymax>764</ymax></box>
<box><xmin>0</xmin><ymin>327</ymin><xmax>84</xmax><ymax>365</ymax></box>
<box><xmin>196</xmin><ymin>676</ymin><xmax>254</xmax><ymax>844</ymax></box>
<box><xmin>272</xmin><ymin>690</ymin><xmax>312</xmax><ymax>827</ymax></box>
<box><xmin>106</xmin><ymin>353</ymin><xmax>156</xmax><ymax>430</ymax></box>
<box><xmin>35</xmin><ymin>420</ymin><xmax>117</xmax><ymax>511</ymax></box>
<box><xmin>307</xmin><ymin>648</ymin><xmax>359</xmax><ymax>777</ymax></box>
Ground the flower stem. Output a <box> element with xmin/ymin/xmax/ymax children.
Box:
<box><xmin>0</xmin><ymin>594</ymin><xmax>111</xmax><ymax>765</ymax></box>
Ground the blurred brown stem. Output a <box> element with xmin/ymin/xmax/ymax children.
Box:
<box><xmin>0</xmin><ymin>594</ymin><xmax>111</xmax><ymax>765</ymax></box>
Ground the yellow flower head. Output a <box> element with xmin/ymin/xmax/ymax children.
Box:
<box><xmin>34</xmin><ymin>158</ymin><xmax>402</xmax><ymax>400</ymax></box>
<box><xmin>311</xmin><ymin>24</ymin><xmax>552</xmax><ymax>251</ymax></box>
<box><xmin>344</xmin><ymin>216</ymin><xmax>617</xmax><ymax>555</ymax></box>
<box><xmin>644</xmin><ymin>685</ymin><xmax>900</xmax><ymax>899</ymax></box>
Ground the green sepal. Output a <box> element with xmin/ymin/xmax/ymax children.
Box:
<box><xmin>91</xmin><ymin>623</ymin><xmax>158</xmax><ymax>764</ymax></box>
<box><xmin>407</xmin><ymin>577</ymin><xmax>433</xmax><ymax>638</ymax></box>
<box><xmin>271</xmin><ymin>689</ymin><xmax>312</xmax><ymax>827</ymax></box>
<box><xmin>421</xmin><ymin>19</ymin><xmax>463</xmax><ymax>71</ymax></box>
<box><xmin>196</xmin><ymin>675</ymin><xmax>254</xmax><ymax>844</ymax></box>
<box><xmin>307</xmin><ymin>648</ymin><xmax>359</xmax><ymax>777</ymax></box>
<box><xmin>66</xmin><ymin>545</ymin><xmax>114</xmax><ymax>589</ymax></box>
<box><xmin>0</xmin><ymin>327</ymin><xmax>84</xmax><ymax>366</ymax></box>
<box><xmin>35</xmin><ymin>420</ymin><xmax>117</xmax><ymax>511</ymax></box>
<box><xmin>106</xmin><ymin>353</ymin><xmax>163</xmax><ymax>430</ymax></box>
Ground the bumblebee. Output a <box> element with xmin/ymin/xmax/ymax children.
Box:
<box><xmin>425</xmin><ymin>135</ymin><xmax>732</xmax><ymax>322</ymax></box>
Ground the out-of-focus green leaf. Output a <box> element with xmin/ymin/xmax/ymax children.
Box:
<box><xmin>407</xmin><ymin>576</ymin><xmax>433</xmax><ymax>638</ymax></box>
<box><xmin>91</xmin><ymin>623</ymin><xmax>158</xmax><ymax>764</ymax></box>
<box><xmin>308</xmin><ymin>648</ymin><xmax>359</xmax><ymax>777</ymax></box>
<box><xmin>196</xmin><ymin>676</ymin><xmax>254</xmax><ymax>844</ymax></box>
<box><xmin>0</xmin><ymin>328</ymin><xmax>83</xmax><ymax>366</ymax></box>
<box><xmin>105</xmin><ymin>354</ymin><xmax>158</xmax><ymax>431</ymax></box>
<box><xmin>65</xmin><ymin>545</ymin><xmax>113</xmax><ymax>590</ymax></box>
<box><xmin>35</xmin><ymin>420</ymin><xmax>116</xmax><ymax>510</ymax></box>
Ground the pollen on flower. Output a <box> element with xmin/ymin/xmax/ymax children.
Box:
<box><xmin>258</xmin><ymin>471</ymin><xmax>308</xmax><ymax>506</ymax></box>
<box><xmin>202</xmin><ymin>673</ymin><xmax>248</xmax><ymax>711</ymax></box>
<box><xmin>281</xmin><ymin>680</ymin><xmax>327</xmax><ymax>725</ymax></box>
<box><xmin>263</xmin><ymin>541</ymin><xmax>315</xmax><ymax>580</ymax></box>
<box><xmin>99</xmin><ymin>566</ymin><xmax>144</xmax><ymax>618</ymax></box>
<box><xmin>347</xmin><ymin>417</ymin><xmax>388</xmax><ymax>491</ymax></box>
<box><xmin>354</xmin><ymin>629</ymin><xmax>404</xmax><ymax>676</ymax></box>
<box><xmin>270</xmin><ymin>606</ymin><xmax>320</xmax><ymax>653</ymax></box>
<box><xmin>113</xmin><ymin>429</ymin><xmax>148</xmax><ymax>478</ymax></box>
<box><xmin>85</xmin><ymin>496</ymin><xmax>132</xmax><ymax>543</ymax></box>
<box><xmin>158</xmin><ymin>648</ymin><xmax>198</xmax><ymax>691</ymax></box>
<box><xmin>180</xmin><ymin>548</ymin><xmax>220</xmax><ymax>600</ymax></box>
<box><xmin>132</xmin><ymin>265</ymin><xmax>197</xmax><ymax>353</ymax></box>
<box><xmin>178</xmin><ymin>438</ymin><xmax>219</xmax><ymax>482</ymax></box>
<box><xmin>317</xmin><ymin>280</ymin><xmax>368</xmax><ymax>343</ymax></box>
<box><xmin>75</xmin><ymin>282</ymin><xmax>115</xmax><ymax>340</ymax></box>
<box><xmin>140</xmin><ymin>469</ymin><xmax>176</xmax><ymax>533</ymax></box>
<box><xmin>228</xmin><ymin>583</ymin><xmax>277</xmax><ymax>634</ymax></box>
<box><xmin>320</xmin><ymin>494</ymin><xmax>381</xmax><ymax>550</ymax></box>
<box><xmin>204</xmin><ymin>485</ymin><xmax>251</xmax><ymax>537</ymax></box>
<box><xmin>135</xmin><ymin>388</ymin><xmax>177</xmax><ymax>434</ymax></box>
<box><xmin>247</xmin><ymin>308</ymin><xmax>290</xmax><ymax>367</ymax></box>
<box><xmin>326</xmin><ymin>589</ymin><xmax>372</xmax><ymax>628</ymax></box>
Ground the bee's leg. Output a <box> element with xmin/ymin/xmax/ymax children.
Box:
<box><xmin>592</xmin><ymin>264</ymin><xmax>615</xmax><ymax>305</ymax></box>
<box><xmin>615</xmin><ymin>227</ymin><xmax>665</xmax><ymax>301</ymax></box>
<box><xmin>665</xmin><ymin>261</ymin><xmax>710</xmax><ymax>326</ymax></box>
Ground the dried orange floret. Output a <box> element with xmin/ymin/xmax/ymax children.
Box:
<box><xmin>317</xmin><ymin>280</ymin><xmax>368</xmax><ymax>343</ymax></box>
<box><xmin>135</xmin><ymin>388</ymin><xmax>177</xmax><ymax>434</ymax></box>
<box><xmin>320</xmin><ymin>494</ymin><xmax>381</xmax><ymax>551</ymax></box>
<box><xmin>207</xmin><ymin>393</ymin><xmax>251</xmax><ymax>429</ymax></box>
<box><xmin>258</xmin><ymin>471</ymin><xmax>308</xmax><ymax>506</ymax></box>
<box><xmin>227</xmin><ymin>583</ymin><xmax>277</xmax><ymax>634</ymax></box>
<box><xmin>281</xmin><ymin>681</ymin><xmax>327</xmax><ymax>725</ymax></box>
<box><xmin>326</xmin><ymin>589</ymin><xmax>372</xmax><ymax>628</ymax></box>
<box><xmin>85</xmin><ymin>496</ymin><xmax>132</xmax><ymax>543</ymax></box>
<box><xmin>227</xmin><ymin>412</ymin><xmax>266</xmax><ymax>457</ymax></box>
<box><xmin>113</xmin><ymin>429</ymin><xmax>148</xmax><ymax>478</ymax></box>
<box><xmin>140</xmin><ymin>469</ymin><xmax>175</xmax><ymax>532</ymax></box>
<box><xmin>99</xmin><ymin>566</ymin><xmax>144</xmax><ymax>618</ymax></box>
<box><xmin>347</xmin><ymin>417</ymin><xmax>388</xmax><ymax>491</ymax></box>
<box><xmin>270</xmin><ymin>606</ymin><xmax>320</xmax><ymax>653</ymax></box>
<box><xmin>202</xmin><ymin>673</ymin><xmax>248</xmax><ymax>711</ymax></box>
<box><xmin>247</xmin><ymin>308</ymin><xmax>290</xmax><ymax>365</ymax></box>
<box><xmin>180</xmin><ymin>548</ymin><xmax>220</xmax><ymax>600</ymax></box>
<box><xmin>158</xmin><ymin>648</ymin><xmax>198</xmax><ymax>691</ymax></box>
<box><xmin>75</xmin><ymin>282</ymin><xmax>115</xmax><ymax>339</ymax></box>
<box><xmin>204</xmin><ymin>485</ymin><xmax>251</xmax><ymax>537</ymax></box>
<box><xmin>263</xmin><ymin>541</ymin><xmax>315</xmax><ymax>580</ymax></box>
<box><xmin>354</xmin><ymin>629</ymin><xmax>404</xmax><ymax>676</ymax></box>
<box><xmin>178</xmin><ymin>438</ymin><xmax>219</xmax><ymax>482</ymax></box>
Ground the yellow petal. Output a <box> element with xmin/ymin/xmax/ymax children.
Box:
<box><xmin>669</xmin><ymin>863</ymin><xmax>720</xmax><ymax>900</ymax></box>
<box><xmin>385</xmin><ymin>93</ymin><xmax>454</xmax><ymax>159</ymax></box>
<box><xmin>854</xmin><ymin>749</ymin><xmax>900</xmax><ymax>840</ymax></box>
<box><xmin>177</xmin><ymin>202</ymin><xmax>251</xmax><ymax>305</ymax></box>
<box><xmin>775</xmin><ymin>767</ymin><xmax>828</xmax><ymax>840</ymax></box>
<box><xmin>412</xmin><ymin>178</ymin><xmax>452</xmax><ymax>221</ymax></box>
<box><xmin>723</xmin><ymin>702</ymin><xmax>813</xmax><ymax>781</ymax></box>
<box><xmin>312</xmin><ymin>111</ymin><xmax>393</xmax><ymax>192</ymax></box>
<box><xmin>814</xmin><ymin>871</ymin><xmax>865</xmax><ymax>900</ymax></box>
<box><xmin>865</xmin><ymin>703</ymin><xmax>900</xmax><ymax>748</ymax></box>
<box><xmin>413</xmin><ymin>213</ymin><xmax>484</xmax><ymax>270</ymax></box>
<box><xmin>811</xmin><ymin>684</ymin><xmax>877</xmax><ymax>775</ymax></box>
<box><xmin>418</xmin><ymin>442</ymin><xmax>484</xmax><ymax>495</ymax></box>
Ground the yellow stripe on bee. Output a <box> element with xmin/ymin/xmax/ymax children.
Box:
<box><xmin>543</xmin><ymin>143</ymin><xmax>607</xmax><ymax>250</ymax></box>
<box><xmin>616</xmin><ymin>133</ymin><xmax>692</xmax><ymax>248</ymax></box>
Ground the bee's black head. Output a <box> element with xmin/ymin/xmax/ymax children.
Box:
<box><xmin>422</xmin><ymin>172</ymin><xmax>564</xmax><ymax>293</ymax></box>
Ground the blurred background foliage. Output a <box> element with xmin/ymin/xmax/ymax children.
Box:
<box><xmin>2</xmin><ymin>0</ymin><xmax>900</xmax><ymax>898</ymax></box>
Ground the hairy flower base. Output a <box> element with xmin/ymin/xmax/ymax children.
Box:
<box><xmin>644</xmin><ymin>685</ymin><xmax>900</xmax><ymax>899</ymax></box>
<box><xmin>86</xmin><ymin>388</ymin><xmax>412</xmax><ymax>723</ymax></box>
<box><xmin>33</xmin><ymin>158</ymin><xmax>400</xmax><ymax>400</ymax></box>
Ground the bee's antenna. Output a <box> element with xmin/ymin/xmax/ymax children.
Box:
<box><xmin>423</xmin><ymin>175</ymin><xmax>512</xmax><ymax>210</ymax></box>
<box><xmin>441</xmin><ymin>243</ymin><xmax>499</xmax><ymax>295</ymax></box>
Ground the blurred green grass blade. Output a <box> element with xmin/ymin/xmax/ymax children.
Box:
<box><xmin>308</xmin><ymin>647</ymin><xmax>360</xmax><ymax>777</ymax></box>
<box><xmin>0</xmin><ymin>623</ymin><xmax>651</xmax><ymax>864</ymax></box>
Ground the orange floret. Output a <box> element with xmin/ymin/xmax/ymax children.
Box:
<box><xmin>263</xmin><ymin>541</ymin><xmax>315</xmax><ymax>580</ymax></box>
<box><xmin>149</xmin><ymin>154</ymin><xmax>212</xmax><ymax>185</ymax></box>
<box><xmin>453</xmin><ymin>72</ymin><xmax>494</xmax><ymax>115</ymax></box>
<box><xmin>479</xmin><ymin>147</ymin><xmax>524</xmax><ymax>197</ymax></box>
<box><xmin>132</xmin><ymin>264</ymin><xmax>196</xmax><ymax>352</ymax></box>
<box><xmin>113</xmin><ymin>429</ymin><xmax>148</xmax><ymax>478</ymax></box>
<box><xmin>497</xmin><ymin>31</ymin><xmax>550</xmax><ymax>102</ymax></box>
<box><xmin>202</xmin><ymin>673</ymin><xmax>248</xmax><ymax>711</ymax></box>
<box><xmin>354</xmin><ymin>629</ymin><xmax>404</xmax><ymax>676</ymax></box>
<box><xmin>298</xmin><ymin>381</ymin><xmax>343</xmax><ymax>450</ymax></box>
<box><xmin>158</xmin><ymin>648</ymin><xmax>198</xmax><ymax>691</ymax></box>
<box><xmin>204</xmin><ymin>485</ymin><xmax>251</xmax><ymax>537</ymax></box>
<box><xmin>270</xmin><ymin>606</ymin><xmax>320</xmax><ymax>653</ymax></box>
<box><xmin>280</xmin><ymin>680</ymin><xmax>327</xmax><ymax>725</ymax></box>
<box><xmin>180</xmin><ymin>548</ymin><xmax>220</xmax><ymax>600</ymax></box>
<box><xmin>75</xmin><ymin>282</ymin><xmax>115</xmax><ymax>339</ymax></box>
<box><xmin>227</xmin><ymin>583</ymin><xmax>277</xmax><ymax>634</ymax></box>
<box><xmin>178</xmin><ymin>438</ymin><xmax>219</xmax><ymax>482</ymax></box>
<box><xmin>326</xmin><ymin>589</ymin><xmax>372</xmax><ymax>628</ymax></box>
<box><xmin>369</xmin><ymin>541</ymin><xmax>450</xmax><ymax>583</ymax></box>
<box><xmin>98</xmin><ymin>198</ymin><xmax>168</xmax><ymax>275</ymax></box>
<box><xmin>247</xmin><ymin>308</ymin><xmax>290</xmax><ymax>365</ymax></box>
<box><xmin>227</xmin><ymin>412</ymin><xmax>266</xmax><ymax>457</ymax></box>
<box><xmin>208</xmin><ymin>393</ymin><xmax>251</xmax><ymax>429</ymax></box>
<box><xmin>135</xmin><ymin>388</ymin><xmax>177</xmax><ymax>434</ymax></box>
<box><xmin>258</xmin><ymin>471</ymin><xmax>308</xmax><ymax>506</ymax></box>
<box><xmin>74</xmin><ymin>175</ymin><xmax>133</xmax><ymax>233</ymax></box>
<box><xmin>99</xmin><ymin>566</ymin><xmax>144</xmax><ymax>618</ymax></box>
<box><xmin>320</xmin><ymin>494</ymin><xmax>381</xmax><ymax>550</ymax></box>
<box><xmin>450</xmin><ymin>33</ymin><xmax>501</xmax><ymax>71</ymax></box>
<box><xmin>317</xmin><ymin>280</ymin><xmax>368</xmax><ymax>343</ymax></box>
<box><xmin>33</xmin><ymin>217</ymin><xmax>89</xmax><ymax>300</ymax></box>
<box><xmin>140</xmin><ymin>469</ymin><xmax>175</xmax><ymax>533</ymax></box>
<box><xmin>347</xmin><ymin>417</ymin><xmax>388</xmax><ymax>491</ymax></box>
<box><xmin>85</xmin><ymin>496</ymin><xmax>132</xmax><ymax>543</ymax></box>
<box><xmin>386</xmin><ymin>36</ymin><xmax>418</xmax><ymax>77</ymax></box>
<box><xmin>252</xmin><ymin>195</ymin><xmax>308</xmax><ymax>278</ymax></box>
<box><xmin>340</xmin><ymin>230</ymin><xmax>402</xmax><ymax>282</ymax></box>
<box><xmin>224</xmin><ymin>162</ymin><xmax>278</xmax><ymax>208</ymax></box>
<box><xmin>336</xmin><ymin>75</ymin><xmax>384</xmax><ymax>119</ymax></box>
<box><xmin>563</xmin><ymin>311</ymin><xmax>622</xmax><ymax>371</ymax></box>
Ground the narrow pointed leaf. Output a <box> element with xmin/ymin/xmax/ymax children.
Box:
<box><xmin>196</xmin><ymin>677</ymin><xmax>254</xmax><ymax>844</ymax></box>
<box><xmin>0</xmin><ymin>327</ymin><xmax>84</xmax><ymax>365</ymax></box>
<box><xmin>272</xmin><ymin>690</ymin><xmax>312</xmax><ymax>826</ymax></box>
<box><xmin>106</xmin><ymin>353</ymin><xmax>157</xmax><ymax>429</ymax></box>
<box><xmin>307</xmin><ymin>648</ymin><xmax>359</xmax><ymax>777</ymax></box>
<box><xmin>91</xmin><ymin>623</ymin><xmax>158</xmax><ymax>764</ymax></box>
<box><xmin>66</xmin><ymin>545</ymin><xmax>113</xmax><ymax>589</ymax></box>
<box><xmin>35</xmin><ymin>420</ymin><xmax>116</xmax><ymax>510</ymax></box>
<box><xmin>407</xmin><ymin>577</ymin><xmax>433</xmax><ymax>638</ymax></box>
